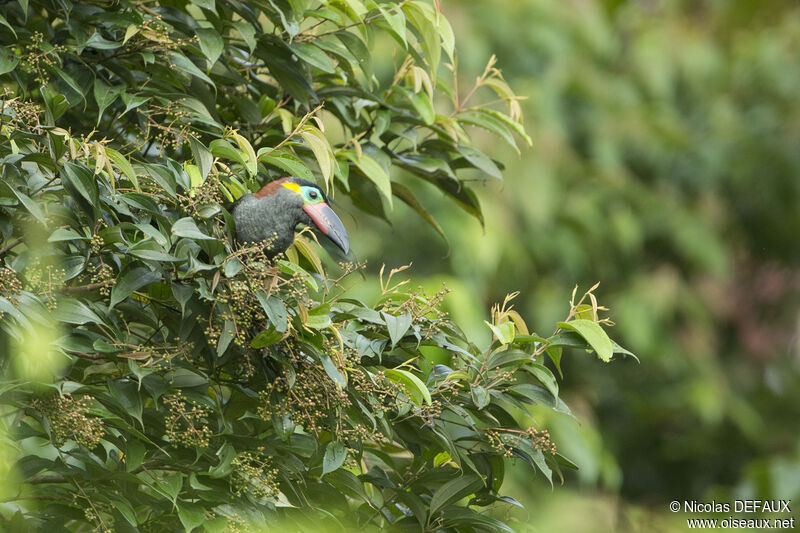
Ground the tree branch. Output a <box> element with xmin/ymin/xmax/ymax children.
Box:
<box><xmin>0</xmin><ymin>237</ymin><xmax>23</xmax><ymax>258</ymax></box>
<box><xmin>59</xmin><ymin>280</ymin><xmax>114</xmax><ymax>294</ymax></box>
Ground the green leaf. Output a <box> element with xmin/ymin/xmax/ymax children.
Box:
<box><xmin>487</xmin><ymin>349</ymin><xmax>531</xmax><ymax>369</ymax></box>
<box><xmin>457</xmin><ymin>145</ymin><xmax>502</xmax><ymax>180</ymax></box>
<box><xmin>93</xmin><ymin>80</ymin><xmax>120</xmax><ymax>126</ymax></box>
<box><xmin>180</xmin><ymin>97</ymin><xmax>220</xmax><ymax>128</ymax></box>
<box><xmin>403</xmin><ymin>1</ymin><xmax>441</xmax><ymax>75</ymax></box>
<box><xmin>476</xmin><ymin>108</ymin><xmax>533</xmax><ymax>146</ymax></box>
<box><xmin>196</xmin><ymin>27</ymin><xmax>224</xmax><ymax>66</ymax></box>
<box><xmin>188</xmin><ymin>136</ymin><xmax>213</xmax><ymax>180</ymax></box>
<box><xmin>436</xmin><ymin>10</ymin><xmax>455</xmax><ymax>61</ymax></box>
<box><xmin>0</xmin><ymin>13</ymin><xmax>17</xmax><ymax>38</ymax></box>
<box><xmin>154</xmin><ymin>473</ymin><xmax>183</xmax><ymax>503</ymax></box>
<box><xmin>485</xmin><ymin>320</ymin><xmax>515</xmax><ymax>345</ymax></box>
<box><xmin>54</xmin><ymin>298</ymin><xmax>102</xmax><ymax>325</ymax></box>
<box><xmin>251</xmin><ymin>327</ymin><xmax>282</xmax><ymax>348</ymax></box>
<box><xmin>428</xmin><ymin>474</ymin><xmax>484</xmax><ymax>518</ymax></box>
<box><xmin>144</xmin><ymin>164</ymin><xmax>177</xmax><ymax>199</ymax></box>
<box><xmin>277</xmin><ymin>259</ymin><xmax>319</xmax><ymax>291</ymax></box>
<box><xmin>290</xmin><ymin>235</ymin><xmax>324</xmax><ymax>274</ymax></box>
<box><xmin>384</xmin><ymin>368</ymin><xmax>431</xmax><ymax>405</ymax></box>
<box><xmin>299</xmin><ymin>126</ymin><xmax>333</xmax><ymax>186</ymax></box>
<box><xmin>557</xmin><ymin>319</ymin><xmax>614</xmax><ymax>362</ymax></box>
<box><xmin>306</xmin><ymin>303</ymin><xmax>332</xmax><ymax>329</ymax></box>
<box><xmin>41</xmin><ymin>86</ymin><xmax>69</xmax><ymax>123</ymax></box>
<box><xmin>177</xmin><ymin>502</ymin><xmax>206</xmax><ymax>532</ymax></box>
<box><xmin>125</xmin><ymin>440</ymin><xmax>146</xmax><ymax>472</ymax></box>
<box><xmin>109</xmin><ymin>268</ymin><xmax>161</xmax><ymax>309</ymax></box>
<box><xmin>217</xmin><ymin>319</ymin><xmax>236</xmax><ymax>356</ymax></box>
<box><xmin>172</xmin><ymin>217</ymin><xmax>216</xmax><ymax>241</ymax></box>
<box><xmin>273</xmin><ymin>412</ymin><xmax>295</xmax><ymax>441</ymax></box>
<box><xmin>457</xmin><ymin>110</ymin><xmax>519</xmax><ymax>152</ymax></box>
<box><xmin>546</xmin><ymin>346</ymin><xmax>563</xmax><ymax>378</ymax></box>
<box><xmin>120</xmin><ymin>92</ymin><xmax>150</xmax><ymax>115</ymax></box>
<box><xmin>290</xmin><ymin>42</ymin><xmax>335</xmax><ymax>73</ymax></box>
<box><xmin>322</xmin><ymin>441</ymin><xmax>347</xmax><ymax>475</ymax></box>
<box><xmin>232</xmin><ymin>20</ymin><xmax>256</xmax><ymax>52</ymax></box>
<box><xmin>47</xmin><ymin>228</ymin><xmax>85</xmax><ymax>242</ymax></box>
<box><xmin>341</xmin><ymin>151</ymin><xmax>392</xmax><ymax>209</ymax></box>
<box><xmin>255</xmin><ymin>291</ymin><xmax>288</xmax><ymax>332</ymax></box>
<box><xmin>105</xmin><ymin>147</ymin><xmax>140</xmax><ymax>191</ymax></box>
<box><xmin>170</xmin><ymin>52</ymin><xmax>214</xmax><ymax>86</ymax></box>
<box><xmin>128</xmin><ymin>240</ymin><xmax>181</xmax><ymax>262</ymax></box>
<box><xmin>52</xmin><ymin>67</ymin><xmax>85</xmax><ymax>103</ymax></box>
<box><xmin>0</xmin><ymin>49</ymin><xmax>19</xmax><ymax>76</ymax></box>
<box><xmin>209</xmin><ymin>444</ymin><xmax>236</xmax><ymax>478</ymax></box>
<box><xmin>324</xmin><ymin>469</ymin><xmax>371</xmax><ymax>504</ymax></box>
<box><xmin>337</xmin><ymin>31</ymin><xmax>373</xmax><ymax>83</ymax></box>
<box><xmin>108</xmin><ymin>379</ymin><xmax>143</xmax><ymax>425</ymax></box>
<box><xmin>258</xmin><ymin>149</ymin><xmax>316</xmax><ymax>182</ymax></box>
<box><xmin>191</xmin><ymin>0</ymin><xmax>216</xmax><ymax>10</ymax></box>
<box><xmin>320</xmin><ymin>352</ymin><xmax>347</xmax><ymax>387</ymax></box>
<box><xmin>471</xmin><ymin>385</ymin><xmax>490</xmax><ymax>409</ymax></box>
<box><xmin>231</xmin><ymin>132</ymin><xmax>257</xmax><ymax>177</ymax></box>
<box><xmin>409</xmin><ymin>90</ymin><xmax>435</xmax><ymax>125</ymax></box>
<box><xmin>8</xmin><ymin>189</ymin><xmax>45</xmax><ymax>224</ymax></box>
<box><xmin>376</xmin><ymin>3</ymin><xmax>407</xmax><ymax>47</ymax></box>
<box><xmin>185</xmin><ymin>163</ymin><xmax>203</xmax><ymax>189</ymax></box>
<box><xmin>523</xmin><ymin>363</ymin><xmax>559</xmax><ymax>400</ymax></box>
<box><xmin>381</xmin><ymin>311</ymin><xmax>412</xmax><ymax>347</ymax></box>
<box><xmin>62</xmin><ymin>161</ymin><xmax>99</xmax><ymax>207</ymax></box>
<box><xmin>210</xmin><ymin>139</ymin><xmax>248</xmax><ymax>168</ymax></box>
<box><xmin>111</xmin><ymin>498</ymin><xmax>137</xmax><ymax>527</ymax></box>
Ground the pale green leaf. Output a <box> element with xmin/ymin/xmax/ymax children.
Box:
<box><xmin>557</xmin><ymin>319</ymin><xmax>614</xmax><ymax>362</ymax></box>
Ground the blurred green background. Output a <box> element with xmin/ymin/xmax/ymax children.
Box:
<box><xmin>344</xmin><ymin>0</ymin><xmax>800</xmax><ymax>530</ymax></box>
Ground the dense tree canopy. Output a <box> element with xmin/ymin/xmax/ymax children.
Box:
<box><xmin>0</xmin><ymin>1</ymin><xmax>629</xmax><ymax>531</ymax></box>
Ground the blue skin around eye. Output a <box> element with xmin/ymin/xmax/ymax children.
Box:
<box><xmin>301</xmin><ymin>186</ymin><xmax>323</xmax><ymax>204</ymax></box>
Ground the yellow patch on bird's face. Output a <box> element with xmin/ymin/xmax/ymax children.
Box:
<box><xmin>282</xmin><ymin>182</ymin><xmax>302</xmax><ymax>194</ymax></box>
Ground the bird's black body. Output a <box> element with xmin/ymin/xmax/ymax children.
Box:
<box><xmin>230</xmin><ymin>177</ymin><xmax>349</xmax><ymax>257</ymax></box>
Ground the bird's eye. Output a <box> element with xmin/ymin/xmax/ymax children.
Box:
<box><xmin>309</xmin><ymin>190</ymin><xmax>318</xmax><ymax>200</ymax></box>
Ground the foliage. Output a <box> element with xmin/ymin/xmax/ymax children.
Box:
<box><xmin>0</xmin><ymin>0</ymin><xmax>629</xmax><ymax>531</ymax></box>
<box><xmin>355</xmin><ymin>0</ymin><xmax>800</xmax><ymax>512</ymax></box>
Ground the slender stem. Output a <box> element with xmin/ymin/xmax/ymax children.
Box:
<box><xmin>27</xmin><ymin>474</ymin><xmax>68</xmax><ymax>484</ymax></box>
<box><xmin>0</xmin><ymin>237</ymin><xmax>23</xmax><ymax>258</ymax></box>
<box><xmin>59</xmin><ymin>280</ymin><xmax>114</xmax><ymax>294</ymax></box>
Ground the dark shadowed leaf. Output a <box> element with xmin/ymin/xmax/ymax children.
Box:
<box><xmin>428</xmin><ymin>474</ymin><xmax>484</xmax><ymax>518</ymax></box>
<box><xmin>109</xmin><ymin>268</ymin><xmax>161</xmax><ymax>309</ymax></box>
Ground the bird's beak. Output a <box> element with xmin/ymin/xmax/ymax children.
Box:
<box><xmin>302</xmin><ymin>202</ymin><xmax>350</xmax><ymax>254</ymax></box>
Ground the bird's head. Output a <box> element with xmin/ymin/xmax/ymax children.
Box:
<box><xmin>253</xmin><ymin>177</ymin><xmax>350</xmax><ymax>254</ymax></box>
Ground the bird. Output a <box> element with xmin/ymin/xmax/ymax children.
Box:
<box><xmin>230</xmin><ymin>177</ymin><xmax>350</xmax><ymax>257</ymax></box>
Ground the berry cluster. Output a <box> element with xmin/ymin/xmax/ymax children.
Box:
<box><xmin>527</xmin><ymin>427</ymin><xmax>557</xmax><ymax>455</ymax></box>
<box><xmin>18</xmin><ymin>32</ymin><xmax>67</xmax><ymax>84</ymax></box>
<box><xmin>0</xmin><ymin>89</ymin><xmax>43</xmax><ymax>131</ymax></box>
<box><xmin>230</xmin><ymin>448</ymin><xmax>281</xmax><ymax>500</ymax></box>
<box><xmin>177</xmin><ymin>171</ymin><xmax>226</xmax><ymax>213</ymax></box>
<box><xmin>23</xmin><ymin>257</ymin><xmax>65</xmax><ymax>309</ymax></box>
<box><xmin>32</xmin><ymin>393</ymin><xmax>105</xmax><ymax>448</ymax></box>
<box><xmin>163</xmin><ymin>391</ymin><xmax>213</xmax><ymax>448</ymax></box>
<box><xmin>0</xmin><ymin>267</ymin><xmax>23</xmax><ymax>305</ymax></box>
<box><xmin>486</xmin><ymin>427</ymin><xmax>557</xmax><ymax>458</ymax></box>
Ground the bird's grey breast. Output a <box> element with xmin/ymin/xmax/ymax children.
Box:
<box><xmin>230</xmin><ymin>191</ymin><xmax>300</xmax><ymax>254</ymax></box>
<box><xmin>231</xmin><ymin>194</ymin><xmax>267</xmax><ymax>243</ymax></box>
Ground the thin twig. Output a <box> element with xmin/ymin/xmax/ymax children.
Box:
<box><xmin>0</xmin><ymin>237</ymin><xmax>23</xmax><ymax>257</ymax></box>
<box><xmin>59</xmin><ymin>280</ymin><xmax>114</xmax><ymax>294</ymax></box>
